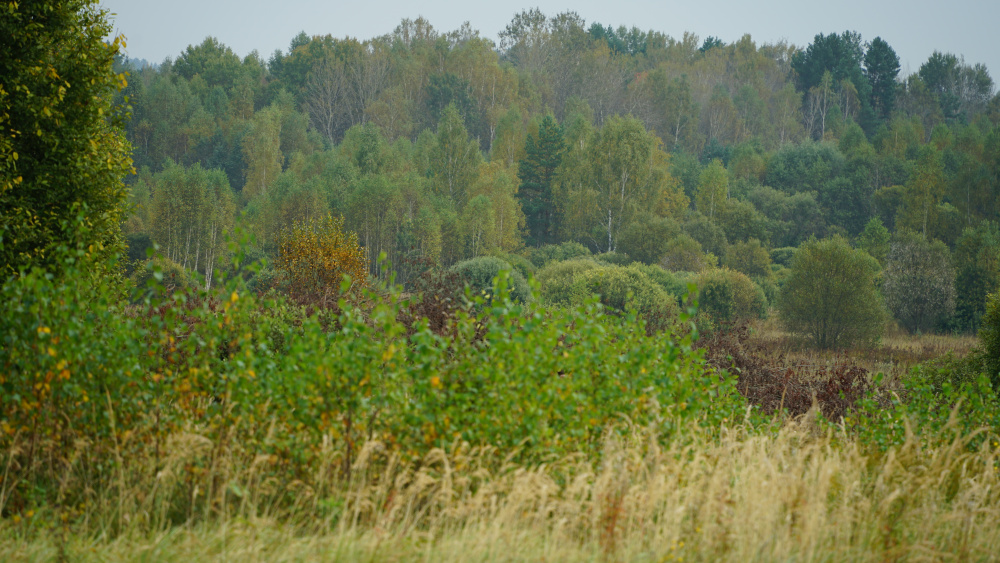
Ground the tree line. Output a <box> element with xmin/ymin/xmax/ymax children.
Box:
<box><xmin>113</xmin><ymin>10</ymin><xmax>1000</xmax><ymax>335</ymax></box>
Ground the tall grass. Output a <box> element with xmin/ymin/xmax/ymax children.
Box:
<box><xmin>2</xmin><ymin>418</ymin><xmax>998</xmax><ymax>561</ymax></box>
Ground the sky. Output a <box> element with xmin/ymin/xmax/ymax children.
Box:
<box><xmin>99</xmin><ymin>0</ymin><xmax>999</xmax><ymax>81</ymax></box>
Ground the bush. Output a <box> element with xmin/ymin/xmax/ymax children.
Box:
<box><xmin>779</xmin><ymin>236</ymin><xmax>886</xmax><ymax>349</ymax></box>
<box><xmin>594</xmin><ymin>251</ymin><xmax>632</xmax><ymax>266</ymax></box>
<box><xmin>882</xmin><ymin>231</ymin><xmax>955</xmax><ymax>333</ymax></box>
<box><xmin>695</xmin><ymin>268</ymin><xmax>767</xmax><ymax>322</ymax></box>
<box><xmin>571</xmin><ymin>264</ymin><xmax>680</xmax><ymax>333</ymax></box>
<box><xmin>524</xmin><ymin>241</ymin><xmax>591</xmax><ymax>268</ymax></box>
<box><xmin>977</xmin><ymin>290</ymin><xmax>1000</xmax><ymax>392</ymax></box>
<box><xmin>723</xmin><ymin>238</ymin><xmax>773</xmax><ymax>280</ymax></box>
<box><xmin>490</xmin><ymin>250</ymin><xmax>536</xmax><ymax>280</ymax></box>
<box><xmin>616</xmin><ymin>216</ymin><xmax>681</xmax><ymax>265</ymax></box>
<box><xmin>630</xmin><ymin>263</ymin><xmax>690</xmax><ymax>302</ymax></box>
<box><xmin>450</xmin><ymin>256</ymin><xmax>531</xmax><ymax>303</ymax></box>
<box><xmin>536</xmin><ymin>257</ymin><xmax>600</xmax><ymax>305</ymax></box>
<box><xmin>130</xmin><ymin>256</ymin><xmax>198</xmax><ymax>301</ymax></box>
<box><xmin>275</xmin><ymin>214</ymin><xmax>368</xmax><ymax>306</ymax></box>
<box><xmin>660</xmin><ymin>234</ymin><xmax>717</xmax><ymax>272</ymax></box>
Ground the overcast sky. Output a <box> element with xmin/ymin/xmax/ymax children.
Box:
<box><xmin>100</xmin><ymin>0</ymin><xmax>999</xmax><ymax>81</ymax></box>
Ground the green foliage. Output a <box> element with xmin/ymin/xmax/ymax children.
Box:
<box><xmin>882</xmin><ymin>231</ymin><xmax>955</xmax><ymax>333</ymax></box>
<box><xmin>723</xmin><ymin>238</ymin><xmax>773</xmax><ymax>280</ymax></box>
<box><xmin>594</xmin><ymin>251</ymin><xmax>633</xmax><ymax>266</ymax></box>
<box><xmin>629</xmin><ymin>263</ymin><xmax>689</xmax><ymax>302</ymax></box>
<box><xmin>518</xmin><ymin>114</ymin><xmax>565</xmax><ymax>245</ymax></box>
<box><xmin>661</xmin><ymin>234</ymin><xmax>717</xmax><ymax>273</ymax></box>
<box><xmin>978</xmin><ymin>290</ymin><xmax>1000</xmax><ymax>391</ymax></box>
<box><xmin>769</xmin><ymin>247</ymin><xmax>798</xmax><ymax>267</ymax></box>
<box><xmin>525</xmin><ymin>241</ymin><xmax>592</xmax><ymax>268</ymax></box>
<box><xmin>130</xmin><ymin>256</ymin><xmax>198</xmax><ymax>301</ymax></box>
<box><xmin>780</xmin><ymin>236</ymin><xmax>887</xmax><ymax>349</ymax></box>
<box><xmin>570</xmin><ymin>264</ymin><xmax>680</xmax><ymax>333</ymax></box>
<box><xmin>0</xmin><ymin>238</ymin><xmax>746</xmax><ymax>515</ymax></box>
<box><xmin>536</xmin><ymin>257</ymin><xmax>599</xmax><ymax>305</ymax></box>
<box><xmin>695</xmin><ymin>268</ymin><xmax>767</xmax><ymax>322</ymax></box>
<box><xmin>449</xmin><ymin>256</ymin><xmax>530</xmax><ymax>303</ymax></box>
<box><xmin>0</xmin><ymin>0</ymin><xmax>133</xmax><ymax>276</ymax></box>
<box><xmin>850</xmin><ymin>369</ymin><xmax>1000</xmax><ymax>452</ymax></box>
<box><xmin>616</xmin><ymin>216</ymin><xmax>681</xmax><ymax>265</ymax></box>
<box><xmin>856</xmin><ymin>216</ymin><xmax>890</xmax><ymax>264</ymax></box>
<box><xmin>953</xmin><ymin>222</ymin><xmax>1000</xmax><ymax>332</ymax></box>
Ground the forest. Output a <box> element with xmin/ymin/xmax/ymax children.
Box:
<box><xmin>3</xmin><ymin>2</ymin><xmax>1000</xmax><ymax>560</ymax></box>
<box><xmin>113</xmin><ymin>10</ymin><xmax>1000</xmax><ymax>339</ymax></box>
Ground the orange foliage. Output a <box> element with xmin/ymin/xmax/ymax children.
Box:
<box><xmin>276</xmin><ymin>214</ymin><xmax>369</xmax><ymax>301</ymax></box>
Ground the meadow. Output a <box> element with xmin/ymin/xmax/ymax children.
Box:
<box><xmin>2</xmin><ymin>248</ymin><xmax>1000</xmax><ymax>562</ymax></box>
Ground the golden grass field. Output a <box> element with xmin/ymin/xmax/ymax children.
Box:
<box><xmin>3</xmin><ymin>418</ymin><xmax>999</xmax><ymax>562</ymax></box>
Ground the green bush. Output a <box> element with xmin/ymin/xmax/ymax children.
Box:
<box><xmin>630</xmin><ymin>263</ymin><xmax>690</xmax><ymax>303</ymax></box>
<box><xmin>779</xmin><ymin>236</ymin><xmax>886</xmax><ymax>349</ymax></box>
<box><xmin>524</xmin><ymin>241</ymin><xmax>592</xmax><ymax>268</ymax></box>
<box><xmin>450</xmin><ymin>256</ymin><xmax>531</xmax><ymax>303</ymax></box>
<box><xmin>661</xmin><ymin>234</ymin><xmax>718</xmax><ymax>273</ymax></box>
<box><xmin>753</xmin><ymin>276</ymin><xmax>780</xmax><ymax>310</ymax></box>
<box><xmin>537</xmin><ymin>257</ymin><xmax>600</xmax><ymax>305</ymax></box>
<box><xmin>723</xmin><ymin>238</ymin><xmax>773</xmax><ymax>280</ymax></box>
<box><xmin>571</xmin><ymin>264</ymin><xmax>680</xmax><ymax>333</ymax></box>
<box><xmin>695</xmin><ymin>268</ymin><xmax>767</xmax><ymax>322</ymax></box>
<box><xmin>490</xmin><ymin>250</ymin><xmax>537</xmax><ymax>280</ymax></box>
<box><xmin>130</xmin><ymin>256</ymin><xmax>199</xmax><ymax>301</ymax></box>
<box><xmin>616</xmin><ymin>216</ymin><xmax>681</xmax><ymax>265</ymax></box>
<box><xmin>976</xmin><ymin>290</ymin><xmax>1000</xmax><ymax>391</ymax></box>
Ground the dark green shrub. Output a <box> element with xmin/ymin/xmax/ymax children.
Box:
<box><xmin>770</xmin><ymin>247</ymin><xmax>798</xmax><ymax>267</ymax></box>
<box><xmin>616</xmin><ymin>216</ymin><xmax>681</xmax><ymax>265</ymax></box>
<box><xmin>490</xmin><ymin>250</ymin><xmax>536</xmax><ymax>280</ymax></box>
<box><xmin>524</xmin><ymin>241</ymin><xmax>591</xmax><ymax>268</ymax></box>
<box><xmin>661</xmin><ymin>234</ymin><xmax>717</xmax><ymax>272</ymax></box>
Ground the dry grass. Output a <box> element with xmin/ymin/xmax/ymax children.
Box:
<box><xmin>748</xmin><ymin>316</ymin><xmax>977</xmax><ymax>384</ymax></box>
<box><xmin>3</xmin><ymin>420</ymin><xmax>999</xmax><ymax>562</ymax></box>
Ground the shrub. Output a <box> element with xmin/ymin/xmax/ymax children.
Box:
<box><xmin>769</xmin><ymin>247</ymin><xmax>797</xmax><ymax>267</ymax></box>
<box><xmin>450</xmin><ymin>256</ymin><xmax>531</xmax><ymax>303</ymax></box>
<box><xmin>524</xmin><ymin>241</ymin><xmax>591</xmax><ymax>268</ymax></box>
<box><xmin>695</xmin><ymin>268</ymin><xmax>767</xmax><ymax>322</ymax></box>
<box><xmin>661</xmin><ymin>234</ymin><xmax>717</xmax><ymax>272</ymax></box>
<box><xmin>275</xmin><ymin>214</ymin><xmax>368</xmax><ymax>305</ymax></box>
<box><xmin>882</xmin><ymin>231</ymin><xmax>955</xmax><ymax>333</ymax></box>
<box><xmin>616</xmin><ymin>216</ymin><xmax>681</xmax><ymax>265</ymax></box>
<box><xmin>571</xmin><ymin>264</ymin><xmax>679</xmax><ymax>333</ymax></box>
<box><xmin>630</xmin><ymin>263</ymin><xmax>689</xmax><ymax>302</ymax></box>
<box><xmin>594</xmin><ymin>251</ymin><xmax>633</xmax><ymax>266</ymax></box>
<box><xmin>977</xmin><ymin>290</ymin><xmax>1000</xmax><ymax>391</ymax></box>
<box><xmin>723</xmin><ymin>238</ymin><xmax>773</xmax><ymax>280</ymax></box>
<box><xmin>537</xmin><ymin>257</ymin><xmax>600</xmax><ymax>305</ymax></box>
<box><xmin>490</xmin><ymin>250</ymin><xmax>536</xmax><ymax>280</ymax></box>
<box><xmin>130</xmin><ymin>256</ymin><xmax>198</xmax><ymax>301</ymax></box>
<box><xmin>779</xmin><ymin>236</ymin><xmax>886</xmax><ymax>349</ymax></box>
